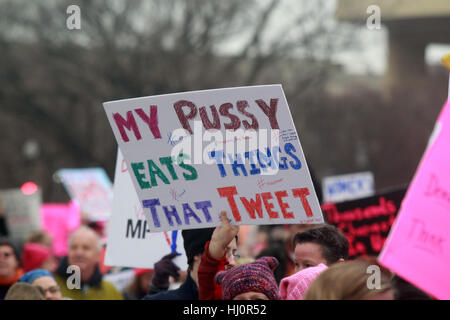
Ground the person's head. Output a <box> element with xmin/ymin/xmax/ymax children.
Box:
<box><xmin>5</xmin><ymin>282</ymin><xmax>45</xmax><ymax>300</ymax></box>
<box><xmin>21</xmin><ymin>242</ymin><xmax>55</xmax><ymax>273</ymax></box>
<box><xmin>182</xmin><ymin>227</ymin><xmax>215</xmax><ymax>274</ymax></box>
<box><xmin>0</xmin><ymin>239</ymin><xmax>20</xmax><ymax>278</ymax></box>
<box><xmin>26</xmin><ymin>231</ymin><xmax>53</xmax><ymax>249</ymax></box>
<box><xmin>293</xmin><ymin>224</ymin><xmax>348</xmax><ymax>272</ymax></box>
<box><xmin>215</xmin><ymin>256</ymin><xmax>280</xmax><ymax>300</ymax></box>
<box><xmin>304</xmin><ymin>260</ymin><xmax>394</xmax><ymax>300</ymax></box>
<box><xmin>68</xmin><ymin>226</ymin><xmax>101</xmax><ymax>280</ymax></box>
<box><xmin>19</xmin><ymin>269</ymin><xmax>62</xmax><ymax>300</ymax></box>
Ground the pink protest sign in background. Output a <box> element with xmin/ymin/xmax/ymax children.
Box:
<box><xmin>379</xmin><ymin>100</ymin><xmax>450</xmax><ymax>300</ymax></box>
<box><xmin>40</xmin><ymin>201</ymin><xmax>81</xmax><ymax>257</ymax></box>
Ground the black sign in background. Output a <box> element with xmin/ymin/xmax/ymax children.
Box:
<box><xmin>321</xmin><ymin>187</ymin><xmax>407</xmax><ymax>259</ymax></box>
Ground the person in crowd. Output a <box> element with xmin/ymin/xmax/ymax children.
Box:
<box><xmin>26</xmin><ymin>230</ymin><xmax>53</xmax><ymax>249</ymax></box>
<box><xmin>143</xmin><ymin>227</ymin><xmax>215</xmax><ymax>300</ymax></box>
<box><xmin>54</xmin><ymin>226</ymin><xmax>123</xmax><ymax>300</ymax></box>
<box><xmin>18</xmin><ymin>269</ymin><xmax>62</xmax><ymax>300</ymax></box>
<box><xmin>4</xmin><ymin>282</ymin><xmax>45</xmax><ymax>300</ymax></box>
<box><xmin>198</xmin><ymin>211</ymin><xmax>239</xmax><ymax>300</ymax></box>
<box><xmin>279</xmin><ymin>263</ymin><xmax>328</xmax><ymax>300</ymax></box>
<box><xmin>304</xmin><ymin>259</ymin><xmax>394</xmax><ymax>300</ymax></box>
<box><xmin>293</xmin><ymin>224</ymin><xmax>349</xmax><ymax>272</ymax></box>
<box><xmin>0</xmin><ymin>238</ymin><xmax>23</xmax><ymax>299</ymax></box>
<box><xmin>26</xmin><ymin>230</ymin><xmax>59</xmax><ymax>273</ymax></box>
<box><xmin>21</xmin><ymin>242</ymin><xmax>57</xmax><ymax>273</ymax></box>
<box><xmin>122</xmin><ymin>268</ymin><xmax>154</xmax><ymax>300</ymax></box>
<box><xmin>214</xmin><ymin>256</ymin><xmax>280</xmax><ymax>300</ymax></box>
<box><xmin>283</xmin><ymin>223</ymin><xmax>324</xmax><ymax>276</ymax></box>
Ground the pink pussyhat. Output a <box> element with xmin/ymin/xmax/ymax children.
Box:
<box><xmin>279</xmin><ymin>263</ymin><xmax>328</xmax><ymax>300</ymax></box>
<box><xmin>21</xmin><ymin>243</ymin><xmax>51</xmax><ymax>272</ymax></box>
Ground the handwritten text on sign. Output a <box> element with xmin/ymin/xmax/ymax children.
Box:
<box><xmin>379</xmin><ymin>100</ymin><xmax>450</xmax><ymax>300</ymax></box>
<box><xmin>58</xmin><ymin>168</ymin><xmax>113</xmax><ymax>222</ymax></box>
<box><xmin>105</xmin><ymin>150</ymin><xmax>187</xmax><ymax>269</ymax></box>
<box><xmin>322</xmin><ymin>188</ymin><xmax>405</xmax><ymax>258</ymax></box>
<box><xmin>103</xmin><ymin>85</ymin><xmax>323</xmax><ymax>232</ymax></box>
<box><xmin>322</xmin><ymin>171</ymin><xmax>375</xmax><ymax>203</ymax></box>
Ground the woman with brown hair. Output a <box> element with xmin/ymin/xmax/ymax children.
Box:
<box><xmin>304</xmin><ymin>259</ymin><xmax>394</xmax><ymax>300</ymax></box>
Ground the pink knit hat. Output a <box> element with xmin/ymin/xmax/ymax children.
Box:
<box><xmin>21</xmin><ymin>243</ymin><xmax>51</xmax><ymax>272</ymax></box>
<box><xmin>279</xmin><ymin>263</ymin><xmax>328</xmax><ymax>300</ymax></box>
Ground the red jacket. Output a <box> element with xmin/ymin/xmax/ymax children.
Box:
<box><xmin>198</xmin><ymin>241</ymin><xmax>226</xmax><ymax>300</ymax></box>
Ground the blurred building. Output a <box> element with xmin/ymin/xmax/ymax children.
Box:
<box><xmin>336</xmin><ymin>0</ymin><xmax>450</xmax><ymax>92</ymax></box>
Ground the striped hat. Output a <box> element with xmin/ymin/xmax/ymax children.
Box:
<box><xmin>214</xmin><ymin>256</ymin><xmax>280</xmax><ymax>300</ymax></box>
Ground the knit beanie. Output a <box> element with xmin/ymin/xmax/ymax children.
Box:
<box><xmin>18</xmin><ymin>269</ymin><xmax>55</xmax><ymax>284</ymax></box>
<box><xmin>182</xmin><ymin>228</ymin><xmax>214</xmax><ymax>267</ymax></box>
<box><xmin>21</xmin><ymin>243</ymin><xmax>51</xmax><ymax>272</ymax></box>
<box><xmin>279</xmin><ymin>263</ymin><xmax>328</xmax><ymax>300</ymax></box>
<box><xmin>214</xmin><ymin>256</ymin><xmax>280</xmax><ymax>300</ymax></box>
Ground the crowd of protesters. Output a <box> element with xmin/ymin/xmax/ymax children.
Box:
<box><xmin>0</xmin><ymin>198</ymin><xmax>432</xmax><ymax>300</ymax></box>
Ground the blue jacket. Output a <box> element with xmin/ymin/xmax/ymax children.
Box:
<box><xmin>143</xmin><ymin>273</ymin><xmax>198</xmax><ymax>300</ymax></box>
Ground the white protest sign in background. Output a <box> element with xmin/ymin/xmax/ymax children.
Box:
<box><xmin>105</xmin><ymin>150</ymin><xmax>187</xmax><ymax>270</ymax></box>
<box><xmin>322</xmin><ymin>171</ymin><xmax>375</xmax><ymax>203</ymax></box>
<box><xmin>103</xmin><ymin>269</ymin><xmax>135</xmax><ymax>293</ymax></box>
<box><xmin>0</xmin><ymin>188</ymin><xmax>42</xmax><ymax>243</ymax></box>
<box><xmin>57</xmin><ymin>168</ymin><xmax>113</xmax><ymax>222</ymax></box>
<box><xmin>103</xmin><ymin>85</ymin><xmax>323</xmax><ymax>232</ymax></box>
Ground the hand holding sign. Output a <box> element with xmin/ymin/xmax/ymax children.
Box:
<box><xmin>209</xmin><ymin>211</ymin><xmax>240</xmax><ymax>260</ymax></box>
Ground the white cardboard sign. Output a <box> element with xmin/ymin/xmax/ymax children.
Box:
<box><xmin>104</xmin><ymin>150</ymin><xmax>187</xmax><ymax>270</ymax></box>
<box><xmin>103</xmin><ymin>85</ymin><xmax>323</xmax><ymax>232</ymax></box>
<box><xmin>0</xmin><ymin>188</ymin><xmax>42</xmax><ymax>243</ymax></box>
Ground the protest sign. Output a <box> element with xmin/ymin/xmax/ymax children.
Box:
<box><xmin>104</xmin><ymin>150</ymin><xmax>187</xmax><ymax>269</ymax></box>
<box><xmin>322</xmin><ymin>171</ymin><xmax>375</xmax><ymax>203</ymax></box>
<box><xmin>379</xmin><ymin>100</ymin><xmax>450</xmax><ymax>300</ymax></box>
<box><xmin>103</xmin><ymin>85</ymin><xmax>323</xmax><ymax>232</ymax></box>
<box><xmin>57</xmin><ymin>168</ymin><xmax>113</xmax><ymax>222</ymax></box>
<box><xmin>322</xmin><ymin>187</ymin><xmax>406</xmax><ymax>258</ymax></box>
<box><xmin>103</xmin><ymin>269</ymin><xmax>135</xmax><ymax>293</ymax></box>
<box><xmin>40</xmin><ymin>201</ymin><xmax>81</xmax><ymax>257</ymax></box>
<box><xmin>0</xmin><ymin>188</ymin><xmax>42</xmax><ymax>244</ymax></box>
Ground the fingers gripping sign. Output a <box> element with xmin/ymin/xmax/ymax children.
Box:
<box><xmin>209</xmin><ymin>211</ymin><xmax>240</xmax><ymax>260</ymax></box>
